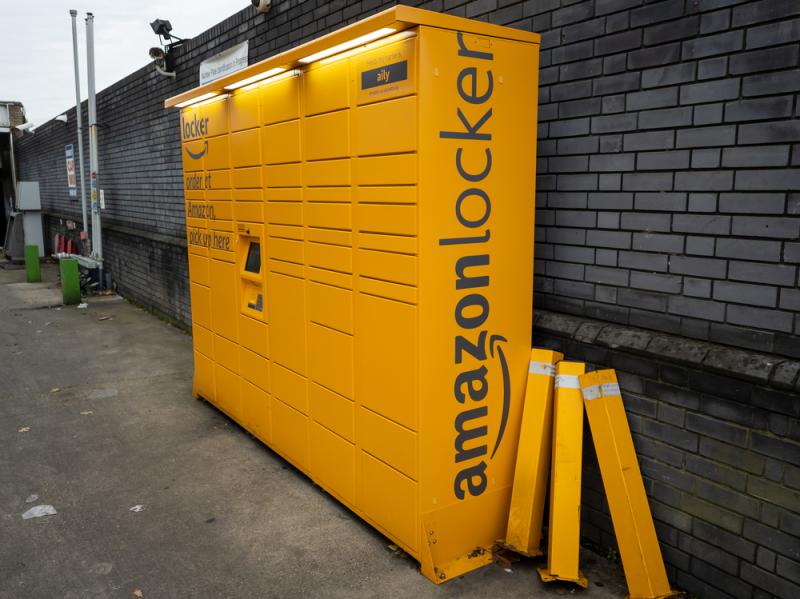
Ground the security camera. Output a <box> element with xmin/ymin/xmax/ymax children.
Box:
<box><xmin>55</xmin><ymin>114</ymin><xmax>68</xmax><ymax>123</ymax></box>
<box><xmin>252</xmin><ymin>0</ymin><xmax>272</xmax><ymax>14</ymax></box>
<box><xmin>150</xmin><ymin>46</ymin><xmax>176</xmax><ymax>78</ymax></box>
<box><xmin>15</xmin><ymin>122</ymin><xmax>35</xmax><ymax>131</ymax></box>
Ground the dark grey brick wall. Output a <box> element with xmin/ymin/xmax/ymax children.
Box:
<box><xmin>526</xmin><ymin>0</ymin><xmax>800</xmax><ymax>359</ymax></box>
<box><xmin>14</xmin><ymin>1</ymin><xmax>800</xmax><ymax>597</ymax></box>
<box><xmin>536</xmin><ymin>310</ymin><xmax>800</xmax><ymax>599</ymax></box>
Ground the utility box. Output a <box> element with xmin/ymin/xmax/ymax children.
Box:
<box><xmin>16</xmin><ymin>181</ymin><xmax>44</xmax><ymax>257</ymax></box>
<box><xmin>166</xmin><ymin>6</ymin><xmax>539</xmax><ymax>583</ymax></box>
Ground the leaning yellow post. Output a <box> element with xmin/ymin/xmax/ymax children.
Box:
<box><xmin>580</xmin><ymin>369</ymin><xmax>676</xmax><ymax>599</ymax></box>
<box><xmin>538</xmin><ymin>361</ymin><xmax>588</xmax><ymax>587</ymax></box>
<box><xmin>504</xmin><ymin>348</ymin><xmax>563</xmax><ymax>556</ymax></box>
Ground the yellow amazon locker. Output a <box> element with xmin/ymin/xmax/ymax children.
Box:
<box><xmin>166</xmin><ymin>6</ymin><xmax>539</xmax><ymax>583</ymax></box>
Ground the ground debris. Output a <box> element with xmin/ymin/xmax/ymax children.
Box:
<box><xmin>492</xmin><ymin>544</ymin><xmax>520</xmax><ymax>570</ymax></box>
<box><xmin>88</xmin><ymin>388</ymin><xmax>118</xmax><ymax>400</ymax></box>
<box><xmin>50</xmin><ymin>387</ymin><xmax>60</xmax><ymax>393</ymax></box>
<box><xmin>18</xmin><ymin>426</ymin><xmax>30</xmax><ymax>433</ymax></box>
<box><xmin>22</xmin><ymin>505</ymin><xmax>57</xmax><ymax>519</ymax></box>
<box><xmin>98</xmin><ymin>315</ymin><xmax>112</xmax><ymax>321</ymax></box>
<box><xmin>89</xmin><ymin>562</ymin><xmax>113</xmax><ymax>575</ymax></box>
<box><xmin>129</xmin><ymin>505</ymin><xmax>145</xmax><ymax>513</ymax></box>
<box><xmin>25</xmin><ymin>494</ymin><xmax>39</xmax><ymax>503</ymax></box>
<box><xmin>132</xmin><ymin>589</ymin><xmax>144</xmax><ymax>598</ymax></box>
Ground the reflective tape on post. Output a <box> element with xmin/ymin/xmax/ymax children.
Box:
<box><xmin>529</xmin><ymin>360</ymin><xmax>556</xmax><ymax>376</ymax></box>
<box><xmin>554</xmin><ymin>374</ymin><xmax>581</xmax><ymax>389</ymax></box>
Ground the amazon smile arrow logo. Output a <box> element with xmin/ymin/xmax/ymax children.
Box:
<box><xmin>185</xmin><ymin>141</ymin><xmax>208</xmax><ymax>160</ymax></box>
<box><xmin>488</xmin><ymin>334</ymin><xmax>509</xmax><ymax>460</ymax></box>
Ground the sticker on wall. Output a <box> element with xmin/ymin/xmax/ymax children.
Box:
<box><xmin>65</xmin><ymin>144</ymin><xmax>77</xmax><ymax>198</ymax></box>
<box><xmin>199</xmin><ymin>41</ymin><xmax>248</xmax><ymax>85</ymax></box>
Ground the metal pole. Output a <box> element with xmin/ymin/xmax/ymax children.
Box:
<box><xmin>69</xmin><ymin>9</ymin><xmax>89</xmax><ymax>249</ymax></box>
<box><xmin>85</xmin><ymin>12</ymin><xmax>103</xmax><ymax>283</ymax></box>
<box><xmin>8</xmin><ymin>127</ymin><xmax>18</xmax><ymax>209</ymax></box>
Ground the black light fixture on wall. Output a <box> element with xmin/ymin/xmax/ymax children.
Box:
<box><xmin>150</xmin><ymin>19</ymin><xmax>183</xmax><ymax>45</ymax></box>
<box><xmin>149</xmin><ymin>19</ymin><xmax>184</xmax><ymax>78</ymax></box>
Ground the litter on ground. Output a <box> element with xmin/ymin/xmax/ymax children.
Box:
<box><xmin>22</xmin><ymin>505</ymin><xmax>57</xmax><ymax>520</ymax></box>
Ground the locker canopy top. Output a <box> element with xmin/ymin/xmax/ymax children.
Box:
<box><xmin>164</xmin><ymin>5</ymin><xmax>540</xmax><ymax>109</ymax></box>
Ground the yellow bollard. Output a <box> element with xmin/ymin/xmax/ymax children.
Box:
<box><xmin>505</xmin><ymin>348</ymin><xmax>563</xmax><ymax>556</ymax></box>
<box><xmin>580</xmin><ymin>369</ymin><xmax>676</xmax><ymax>599</ymax></box>
<box><xmin>538</xmin><ymin>361</ymin><xmax>588</xmax><ymax>587</ymax></box>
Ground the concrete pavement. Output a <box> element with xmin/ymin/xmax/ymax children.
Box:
<box><xmin>0</xmin><ymin>263</ymin><xmax>627</xmax><ymax>599</ymax></box>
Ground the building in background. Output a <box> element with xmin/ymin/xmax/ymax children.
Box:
<box><xmin>12</xmin><ymin>2</ymin><xmax>800</xmax><ymax>598</ymax></box>
<box><xmin>0</xmin><ymin>101</ymin><xmax>27</xmax><ymax>246</ymax></box>
<box><xmin>0</xmin><ymin>101</ymin><xmax>26</xmax><ymax>128</ymax></box>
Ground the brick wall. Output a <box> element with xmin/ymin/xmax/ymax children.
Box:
<box><xmin>14</xmin><ymin>1</ymin><xmax>800</xmax><ymax>597</ymax></box>
<box><xmin>524</xmin><ymin>0</ymin><xmax>800</xmax><ymax>360</ymax></box>
<box><xmin>535</xmin><ymin>310</ymin><xmax>800</xmax><ymax>599</ymax></box>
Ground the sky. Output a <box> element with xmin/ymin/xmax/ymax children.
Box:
<box><xmin>0</xmin><ymin>0</ymin><xmax>246</xmax><ymax>125</ymax></box>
